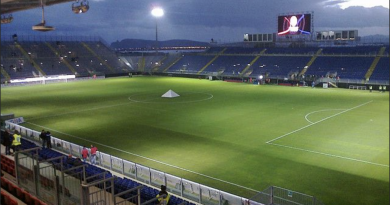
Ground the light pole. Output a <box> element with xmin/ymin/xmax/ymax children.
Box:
<box><xmin>151</xmin><ymin>7</ymin><xmax>164</xmax><ymax>55</ymax></box>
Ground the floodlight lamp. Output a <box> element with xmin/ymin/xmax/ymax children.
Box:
<box><xmin>151</xmin><ymin>8</ymin><xmax>164</xmax><ymax>17</ymax></box>
<box><xmin>1</xmin><ymin>14</ymin><xmax>13</xmax><ymax>24</ymax></box>
<box><xmin>80</xmin><ymin>1</ymin><xmax>89</xmax><ymax>13</ymax></box>
<box><xmin>72</xmin><ymin>3</ymin><xmax>83</xmax><ymax>14</ymax></box>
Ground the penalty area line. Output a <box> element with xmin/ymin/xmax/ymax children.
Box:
<box><xmin>267</xmin><ymin>142</ymin><xmax>389</xmax><ymax>168</ymax></box>
<box><xmin>25</xmin><ymin>121</ymin><xmax>259</xmax><ymax>193</ymax></box>
<box><xmin>266</xmin><ymin>100</ymin><xmax>373</xmax><ymax>144</ymax></box>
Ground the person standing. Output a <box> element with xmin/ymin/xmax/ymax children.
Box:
<box><xmin>40</xmin><ymin>129</ymin><xmax>46</xmax><ymax>148</ymax></box>
<box><xmin>3</xmin><ymin>130</ymin><xmax>12</xmax><ymax>155</ymax></box>
<box><xmin>46</xmin><ymin>131</ymin><xmax>52</xmax><ymax>149</ymax></box>
<box><xmin>156</xmin><ymin>185</ymin><xmax>170</xmax><ymax>205</ymax></box>
<box><xmin>383</xmin><ymin>85</ymin><xmax>386</xmax><ymax>93</ymax></box>
<box><xmin>90</xmin><ymin>145</ymin><xmax>98</xmax><ymax>165</ymax></box>
<box><xmin>81</xmin><ymin>146</ymin><xmax>89</xmax><ymax>163</ymax></box>
<box><xmin>11</xmin><ymin>130</ymin><xmax>22</xmax><ymax>154</ymax></box>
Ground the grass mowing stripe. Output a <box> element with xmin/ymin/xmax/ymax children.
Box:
<box><xmin>267</xmin><ymin>142</ymin><xmax>389</xmax><ymax>168</ymax></box>
<box><xmin>26</xmin><ymin>101</ymin><xmax>134</xmax><ymax>121</ymax></box>
<box><xmin>25</xmin><ymin>121</ymin><xmax>260</xmax><ymax>193</ymax></box>
<box><xmin>266</xmin><ymin>100</ymin><xmax>373</xmax><ymax>144</ymax></box>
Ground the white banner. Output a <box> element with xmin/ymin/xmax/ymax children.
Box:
<box><xmin>182</xmin><ymin>179</ymin><xmax>200</xmax><ymax>202</ymax></box>
<box><xmin>136</xmin><ymin>165</ymin><xmax>150</xmax><ymax>184</ymax></box>
<box><xmin>150</xmin><ymin>169</ymin><xmax>165</xmax><ymax>188</ymax></box>
<box><xmin>5</xmin><ymin>117</ymin><xmax>25</xmax><ymax>124</ymax></box>
<box><xmin>123</xmin><ymin>160</ymin><xmax>136</xmax><ymax>178</ymax></box>
<box><xmin>201</xmin><ymin>185</ymin><xmax>220</xmax><ymax>205</ymax></box>
<box><xmin>100</xmin><ymin>152</ymin><xmax>112</xmax><ymax>169</ymax></box>
<box><xmin>111</xmin><ymin>156</ymin><xmax>123</xmax><ymax>174</ymax></box>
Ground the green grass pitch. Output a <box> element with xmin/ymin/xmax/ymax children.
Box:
<box><xmin>1</xmin><ymin>76</ymin><xmax>389</xmax><ymax>205</ymax></box>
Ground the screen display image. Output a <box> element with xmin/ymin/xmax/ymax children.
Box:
<box><xmin>278</xmin><ymin>14</ymin><xmax>311</xmax><ymax>35</ymax></box>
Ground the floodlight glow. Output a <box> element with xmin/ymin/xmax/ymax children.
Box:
<box><xmin>259</xmin><ymin>75</ymin><xmax>264</xmax><ymax>80</ymax></box>
<box><xmin>151</xmin><ymin>8</ymin><xmax>164</xmax><ymax>17</ymax></box>
<box><xmin>10</xmin><ymin>75</ymin><xmax>75</xmax><ymax>83</ymax></box>
<box><xmin>289</xmin><ymin>16</ymin><xmax>298</xmax><ymax>32</ymax></box>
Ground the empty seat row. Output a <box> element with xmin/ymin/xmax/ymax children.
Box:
<box><xmin>16</xmin><ymin>136</ymin><xmax>195</xmax><ymax>205</ymax></box>
<box><xmin>1</xmin><ymin>176</ymin><xmax>47</xmax><ymax>205</ymax></box>
<box><xmin>1</xmin><ymin>190</ymin><xmax>18</xmax><ymax>205</ymax></box>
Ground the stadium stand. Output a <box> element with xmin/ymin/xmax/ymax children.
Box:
<box><xmin>1</xmin><ymin>134</ymin><xmax>196</xmax><ymax>205</ymax></box>
<box><xmin>321</xmin><ymin>46</ymin><xmax>382</xmax><ymax>55</ymax></box>
<box><xmin>223</xmin><ymin>47</ymin><xmax>263</xmax><ymax>54</ymax></box>
<box><xmin>250</xmin><ymin>56</ymin><xmax>312</xmax><ymax>78</ymax></box>
<box><xmin>369</xmin><ymin>57</ymin><xmax>390</xmax><ymax>81</ymax></box>
<box><xmin>265</xmin><ymin>47</ymin><xmax>318</xmax><ymax>55</ymax></box>
<box><xmin>204</xmin><ymin>55</ymin><xmax>255</xmax><ymax>75</ymax></box>
<box><xmin>1</xmin><ymin>39</ymin><xmax>389</xmax><ymax>85</ymax></box>
<box><xmin>1</xmin><ymin>40</ymin><xmax>126</xmax><ymax>80</ymax></box>
<box><xmin>167</xmin><ymin>55</ymin><xmax>215</xmax><ymax>74</ymax></box>
<box><xmin>307</xmin><ymin>56</ymin><xmax>374</xmax><ymax>79</ymax></box>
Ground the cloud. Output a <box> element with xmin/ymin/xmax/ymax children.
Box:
<box><xmin>1</xmin><ymin>0</ymin><xmax>388</xmax><ymax>43</ymax></box>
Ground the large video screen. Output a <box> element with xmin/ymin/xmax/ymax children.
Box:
<box><xmin>277</xmin><ymin>14</ymin><xmax>311</xmax><ymax>35</ymax></box>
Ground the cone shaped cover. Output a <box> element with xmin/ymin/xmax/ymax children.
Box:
<box><xmin>161</xmin><ymin>90</ymin><xmax>180</xmax><ymax>98</ymax></box>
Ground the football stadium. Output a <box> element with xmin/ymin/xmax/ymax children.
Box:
<box><xmin>1</xmin><ymin>2</ymin><xmax>389</xmax><ymax>205</ymax></box>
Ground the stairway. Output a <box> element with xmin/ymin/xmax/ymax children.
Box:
<box><xmin>1</xmin><ymin>67</ymin><xmax>11</xmax><ymax>81</ymax></box>
<box><xmin>45</xmin><ymin>42</ymin><xmax>77</xmax><ymax>74</ymax></box>
<box><xmin>328</xmin><ymin>82</ymin><xmax>338</xmax><ymax>88</ymax></box>
<box><xmin>239</xmin><ymin>49</ymin><xmax>266</xmax><ymax>77</ymax></box>
<box><xmin>138</xmin><ymin>57</ymin><xmax>145</xmax><ymax>72</ymax></box>
<box><xmin>81</xmin><ymin>42</ymin><xmax>115</xmax><ymax>73</ymax></box>
<box><xmin>299</xmin><ymin>48</ymin><xmax>322</xmax><ymax>76</ymax></box>
<box><xmin>163</xmin><ymin>56</ymin><xmax>183</xmax><ymax>73</ymax></box>
<box><xmin>152</xmin><ymin>56</ymin><xmax>167</xmax><ymax>72</ymax></box>
<box><xmin>364</xmin><ymin>47</ymin><xmax>386</xmax><ymax>80</ymax></box>
<box><xmin>197</xmin><ymin>48</ymin><xmax>227</xmax><ymax>74</ymax></box>
<box><xmin>15</xmin><ymin>42</ymin><xmax>46</xmax><ymax>76</ymax></box>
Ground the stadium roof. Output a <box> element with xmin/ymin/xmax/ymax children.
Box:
<box><xmin>1</xmin><ymin>0</ymin><xmax>72</xmax><ymax>14</ymax></box>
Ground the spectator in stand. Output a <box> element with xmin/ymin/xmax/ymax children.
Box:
<box><xmin>46</xmin><ymin>131</ymin><xmax>52</xmax><ymax>149</ymax></box>
<box><xmin>156</xmin><ymin>185</ymin><xmax>170</xmax><ymax>205</ymax></box>
<box><xmin>81</xmin><ymin>146</ymin><xmax>89</xmax><ymax>163</ymax></box>
<box><xmin>11</xmin><ymin>130</ymin><xmax>22</xmax><ymax>154</ymax></box>
<box><xmin>40</xmin><ymin>129</ymin><xmax>46</xmax><ymax>148</ymax></box>
<box><xmin>3</xmin><ymin>130</ymin><xmax>12</xmax><ymax>155</ymax></box>
<box><xmin>65</xmin><ymin>154</ymin><xmax>76</xmax><ymax>166</ymax></box>
<box><xmin>74</xmin><ymin>158</ymin><xmax>83</xmax><ymax>166</ymax></box>
<box><xmin>90</xmin><ymin>145</ymin><xmax>98</xmax><ymax>165</ymax></box>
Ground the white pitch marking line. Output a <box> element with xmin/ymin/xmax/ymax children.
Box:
<box><xmin>25</xmin><ymin>121</ymin><xmax>259</xmax><ymax>193</ymax></box>
<box><xmin>267</xmin><ymin>142</ymin><xmax>389</xmax><ymax>168</ymax></box>
<box><xmin>304</xmin><ymin>109</ymin><xmax>346</xmax><ymax>124</ymax></box>
<box><xmin>266</xmin><ymin>100</ymin><xmax>373</xmax><ymax>144</ymax></box>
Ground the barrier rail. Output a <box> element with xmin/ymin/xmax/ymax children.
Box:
<box><xmin>5</xmin><ymin>121</ymin><xmax>269</xmax><ymax>205</ymax></box>
<box><xmin>5</xmin><ymin>120</ymin><xmax>325</xmax><ymax>205</ymax></box>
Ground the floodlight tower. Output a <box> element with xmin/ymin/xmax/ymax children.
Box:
<box><xmin>151</xmin><ymin>7</ymin><xmax>164</xmax><ymax>55</ymax></box>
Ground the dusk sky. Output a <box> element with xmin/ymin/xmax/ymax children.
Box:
<box><xmin>1</xmin><ymin>0</ymin><xmax>389</xmax><ymax>44</ymax></box>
